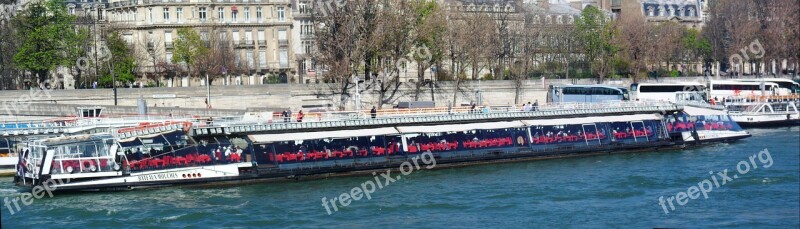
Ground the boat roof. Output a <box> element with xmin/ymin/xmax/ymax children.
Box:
<box><xmin>37</xmin><ymin>133</ymin><xmax>113</xmax><ymax>146</ymax></box>
<box><xmin>247</xmin><ymin>114</ymin><xmax>663</xmax><ymax>143</ymax></box>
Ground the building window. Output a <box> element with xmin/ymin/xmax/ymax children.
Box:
<box><xmin>299</xmin><ymin>2</ymin><xmax>310</xmax><ymax>14</ymax></box>
<box><xmin>68</xmin><ymin>7</ymin><xmax>75</xmax><ymax>15</ymax></box>
<box><xmin>199</xmin><ymin>7</ymin><xmax>207</xmax><ymax>22</ymax></box>
<box><xmin>259</xmin><ymin>50</ymin><xmax>267</xmax><ymax>68</ymax></box>
<box><xmin>244</xmin><ymin>7</ymin><xmax>250</xmax><ymax>22</ymax></box>
<box><xmin>256</xmin><ymin>7</ymin><xmax>262</xmax><ymax>22</ymax></box>
<box><xmin>218</xmin><ymin>7</ymin><xmax>224</xmax><ymax>21</ymax></box>
<box><xmin>277</xmin><ymin>7</ymin><xmax>285</xmax><ymax>22</ymax></box>
<box><xmin>176</xmin><ymin>8</ymin><xmax>183</xmax><ymax>23</ymax></box>
<box><xmin>163</xmin><ymin>7</ymin><xmax>169</xmax><ymax>22</ymax></box>
<box><xmin>232</xmin><ymin>9</ymin><xmax>238</xmax><ymax>22</ymax></box>
<box><xmin>304</xmin><ymin>42</ymin><xmax>312</xmax><ymax>54</ymax></box>
<box><xmin>247</xmin><ymin>51</ymin><xmax>254</xmax><ymax>68</ymax></box>
<box><xmin>300</xmin><ymin>21</ymin><xmax>312</xmax><ymax>35</ymax></box>
<box><xmin>166</xmin><ymin>51</ymin><xmax>173</xmax><ymax>63</ymax></box>
<box><xmin>149</xmin><ymin>8</ymin><xmax>153</xmax><ymax>23</ymax></box>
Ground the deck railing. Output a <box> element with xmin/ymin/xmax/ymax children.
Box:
<box><xmin>195</xmin><ymin>101</ymin><xmax>681</xmax><ymax>136</ymax></box>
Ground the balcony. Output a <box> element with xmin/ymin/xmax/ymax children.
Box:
<box><xmin>237</xmin><ymin>39</ymin><xmax>254</xmax><ymax>48</ymax></box>
<box><xmin>278</xmin><ymin>39</ymin><xmax>288</xmax><ymax>47</ymax></box>
<box><xmin>165</xmin><ymin>42</ymin><xmax>173</xmax><ymax>49</ymax></box>
<box><xmin>146</xmin><ymin>41</ymin><xmax>155</xmax><ymax>51</ymax></box>
<box><xmin>257</xmin><ymin>40</ymin><xmax>266</xmax><ymax>47</ymax></box>
<box><xmin>300</xmin><ymin>33</ymin><xmax>314</xmax><ymax>40</ymax></box>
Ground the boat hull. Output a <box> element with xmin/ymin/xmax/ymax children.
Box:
<box><xmin>17</xmin><ymin>142</ymin><xmax>679</xmax><ymax>192</ymax></box>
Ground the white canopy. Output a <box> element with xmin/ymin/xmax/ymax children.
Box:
<box><xmin>248</xmin><ymin>127</ymin><xmax>398</xmax><ymax>143</ymax></box>
<box><xmin>682</xmin><ymin>106</ymin><xmax>729</xmax><ymax>116</ymax></box>
<box><xmin>395</xmin><ymin>121</ymin><xmax>526</xmax><ymax>133</ymax></box>
<box><xmin>522</xmin><ymin>114</ymin><xmax>662</xmax><ymax>126</ymax></box>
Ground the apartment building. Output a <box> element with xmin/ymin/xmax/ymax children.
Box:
<box><xmin>104</xmin><ymin>0</ymin><xmax>294</xmax><ymax>87</ymax></box>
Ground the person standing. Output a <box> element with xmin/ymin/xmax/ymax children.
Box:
<box><xmin>297</xmin><ymin>110</ymin><xmax>305</xmax><ymax>122</ymax></box>
<box><xmin>370</xmin><ymin>106</ymin><xmax>377</xmax><ymax>119</ymax></box>
<box><xmin>533</xmin><ymin>100</ymin><xmax>539</xmax><ymax>111</ymax></box>
<box><xmin>282</xmin><ymin>110</ymin><xmax>289</xmax><ymax>122</ymax></box>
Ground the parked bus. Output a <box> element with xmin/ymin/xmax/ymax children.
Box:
<box><xmin>629</xmin><ymin>82</ymin><xmax>706</xmax><ymax>102</ymax></box>
<box><xmin>708</xmin><ymin>80</ymin><xmax>780</xmax><ymax>99</ymax></box>
<box><xmin>547</xmin><ymin>85</ymin><xmax>627</xmax><ymax>103</ymax></box>
<box><xmin>735</xmin><ymin>78</ymin><xmax>800</xmax><ymax>94</ymax></box>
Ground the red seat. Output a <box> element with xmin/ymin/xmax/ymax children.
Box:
<box><xmin>614</xmin><ymin>133</ymin><xmax>627</xmax><ymax>139</ymax></box>
<box><xmin>408</xmin><ymin>145</ymin><xmax>418</xmax><ymax>153</ymax></box>
<box><xmin>186</xmin><ymin>154</ymin><xmax>196</xmax><ymax>164</ymax></box>
<box><xmin>373</xmin><ymin>147</ymin><xmax>385</xmax><ymax>155</ymax></box>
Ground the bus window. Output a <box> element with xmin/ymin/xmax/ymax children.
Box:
<box><xmin>631</xmin><ymin>84</ymin><xmax>638</xmax><ymax>92</ymax></box>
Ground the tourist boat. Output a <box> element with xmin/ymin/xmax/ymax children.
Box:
<box><xmin>13</xmin><ymin>101</ymin><xmax>752</xmax><ymax>192</ymax></box>
<box><xmin>0</xmin><ymin>106</ymin><xmax>202</xmax><ymax>175</ymax></box>
<box><xmin>725</xmin><ymin>95</ymin><xmax>800</xmax><ymax>127</ymax></box>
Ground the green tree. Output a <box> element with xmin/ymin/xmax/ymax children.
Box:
<box><xmin>682</xmin><ymin>28</ymin><xmax>711</xmax><ymax>73</ymax></box>
<box><xmin>575</xmin><ymin>6</ymin><xmax>618</xmax><ymax>82</ymax></box>
<box><xmin>172</xmin><ymin>27</ymin><xmax>208</xmax><ymax>78</ymax></box>
<box><xmin>410</xmin><ymin>0</ymin><xmax>447</xmax><ymax>101</ymax></box>
<box><xmin>12</xmin><ymin>0</ymin><xmax>86</xmax><ymax>84</ymax></box>
<box><xmin>98</xmin><ymin>31</ymin><xmax>136</xmax><ymax>87</ymax></box>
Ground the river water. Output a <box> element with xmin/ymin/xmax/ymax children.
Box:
<box><xmin>2</xmin><ymin>127</ymin><xmax>798</xmax><ymax>227</ymax></box>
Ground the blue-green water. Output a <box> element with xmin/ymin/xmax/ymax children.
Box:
<box><xmin>2</xmin><ymin>127</ymin><xmax>799</xmax><ymax>228</ymax></box>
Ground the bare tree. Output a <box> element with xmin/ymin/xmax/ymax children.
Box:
<box><xmin>757</xmin><ymin>0</ymin><xmax>799</xmax><ymax>75</ymax></box>
<box><xmin>311</xmin><ymin>0</ymin><xmax>376</xmax><ymax>110</ymax></box>
<box><xmin>617</xmin><ymin>9</ymin><xmax>651</xmax><ymax>81</ymax></box>
<box><xmin>194</xmin><ymin>28</ymin><xmax>239</xmax><ymax>86</ymax></box>
<box><xmin>704</xmin><ymin>0</ymin><xmax>761</xmax><ymax>75</ymax></box>
<box><xmin>369</xmin><ymin>0</ymin><xmax>415</xmax><ymax>108</ymax></box>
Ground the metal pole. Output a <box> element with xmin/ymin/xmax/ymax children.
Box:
<box><xmin>109</xmin><ymin>62</ymin><xmax>118</xmax><ymax>106</ymax></box>
<box><xmin>93</xmin><ymin>6</ymin><xmax>99</xmax><ymax>88</ymax></box>
<box><xmin>354</xmin><ymin>76</ymin><xmax>360</xmax><ymax>111</ymax></box>
<box><xmin>206</xmin><ymin>73</ymin><xmax>211</xmax><ymax>108</ymax></box>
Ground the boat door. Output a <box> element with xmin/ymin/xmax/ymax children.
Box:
<box><xmin>581</xmin><ymin>123</ymin><xmax>602</xmax><ymax>146</ymax></box>
<box><xmin>630</xmin><ymin>121</ymin><xmax>649</xmax><ymax>142</ymax></box>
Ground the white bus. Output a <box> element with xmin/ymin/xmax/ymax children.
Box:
<box><xmin>735</xmin><ymin>78</ymin><xmax>800</xmax><ymax>95</ymax></box>
<box><xmin>708</xmin><ymin>80</ymin><xmax>780</xmax><ymax>99</ymax></box>
<box><xmin>629</xmin><ymin>82</ymin><xmax>706</xmax><ymax>102</ymax></box>
<box><xmin>547</xmin><ymin>85</ymin><xmax>628</xmax><ymax>104</ymax></box>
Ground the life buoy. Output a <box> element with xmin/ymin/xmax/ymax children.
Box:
<box><xmin>82</xmin><ymin>160</ymin><xmax>97</xmax><ymax>172</ymax></box>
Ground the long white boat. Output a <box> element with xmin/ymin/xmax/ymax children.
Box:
<box><xmin>13</xmin><ymin>101</ymin><xmax>751</xmax><ymax>192</ymax></box>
